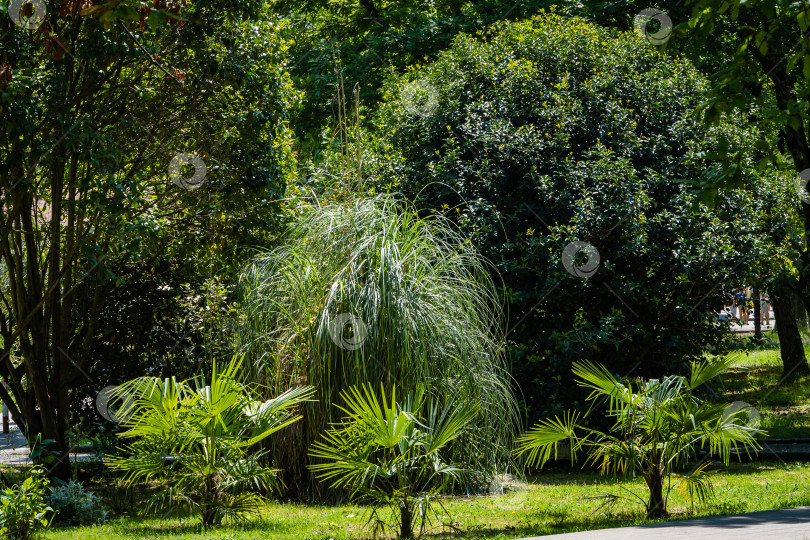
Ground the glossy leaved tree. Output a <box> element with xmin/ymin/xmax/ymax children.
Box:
<box><xmin>0</xmin><ymin>0</ymin><xmax>297</xmax><ymax>477</ymax></box>
<box><xmin>274</xmin><ymin>0</ymin><xmax>551</xmax><ymax>145</ymax></box>
<box><xmin>365</xmin><ymin>13</ymin><xmax>784</xmax><ymax>420</ymax></box>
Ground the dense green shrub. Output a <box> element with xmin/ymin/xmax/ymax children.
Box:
<box><xmin>48</xmin><ymin>481</ymin><xmax>108</xmax><ymax>526</ymax></box>
<box><xmin>0</xmin><ymin>467</ymin><xmax>52</xmax><ymax>540</ymax></box>
<box><xmin>366</xmin><ymin>13</ymin><xmax>773</xmax><ymax>420</ymax></box>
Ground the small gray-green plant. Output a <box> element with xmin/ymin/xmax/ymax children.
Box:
<box><xmin>49</xmin><ymin>481</ymin><xmax>108</xmax><ymax>525</ymax></box>
<box><xmin>0</xmin><ymin>466</ymin><xmax>52</xmax><ymax>540</ymax></box>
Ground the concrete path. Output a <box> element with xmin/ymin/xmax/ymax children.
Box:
<box><xmin>0</xmin><ymin>422</ymin><xmax>95</xmax><ymax>465</ymax></box>
<box><xmin>720</xmin><ymin>307</ymin><xmax>775</xmax><ymax>333</ymax></box>
<box><xmin>730</xmin><ymin>320</ymin><xmax>774</xmax><ymax>333</ymax></box>
<box><xmin>522</xmin><ymin>506</ymin><xmax>810</xmax><ymax>539</ymax></box>
<box><xmin>0</xmin><ymin>421</ymin><xmax>35</xmax><ymax>465</ymax></box>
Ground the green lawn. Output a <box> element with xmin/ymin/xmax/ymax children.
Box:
<box><xmin>43</xmin><ymin>461</ymin><xmax>810</xmax><ymax>540</ymax></box>
<box><xmin>719</xmin><ymin>332</ymin><xmax>810</xmax><ymax>439</ymax></box>
<box><xmin>32</xmin><ymin>334</ymin><xmax>810</xmax><ymax>539</ymax></box>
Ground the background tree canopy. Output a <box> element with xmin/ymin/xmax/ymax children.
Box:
<box><xmin>274</xmin><ymin>0</ymin><xmax>552</xmax><ymax>147</ymax></box>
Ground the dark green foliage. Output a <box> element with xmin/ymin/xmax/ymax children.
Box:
<box><xmin>0</xmin><ymin>0</ymin><xmax>299</xmax><ymax>476</ymax></box>
<box><xmin>275</xmin><ymin>0</ymin><xmax>551</xmax><ymax>145</ymax></box>
<box><xmin>365</xmin><ymin>13</ymin><xmax>773</xmax><ymax>421</ymax></box>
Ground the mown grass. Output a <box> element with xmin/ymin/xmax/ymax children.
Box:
<box><xmin>43</xmin><ymin>461</ymin><xmax>810</xmax><ymax>539</ymax></box>
<box><xmin>719</xmin><ymin>330</ymin><xmax>810</xmax><ymax>439</ymax></box>
<box><xmin>30</xmin><ymin>330</ymin><xmax>810</xmax><ymax>539</ymax></box>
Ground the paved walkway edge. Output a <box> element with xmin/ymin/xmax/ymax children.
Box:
<box><xmin>517</xmin><ymin>506</ymin><xmax>810</xmax><ymax>539</ymax></box>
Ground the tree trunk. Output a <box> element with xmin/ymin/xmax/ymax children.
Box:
<box><xmin>764</xmin><ymin>58</ymin><xmax>810</xmax><ymax>346</ymax></box>
<box><xmin>644</xmin><ymin>466</ymin><xmax>666</xmax><ymax>519</ymax></box>
<box><xmin>753</xmin><ymin>287</ymin><xmax>762</xmax><ymax>339</ymax></box>
<box><xmin>789</xmin><ymin>286</ymin><xmax>809</xmax><ymax>329</ymax></box>
<box><xmin>399</xmin><ymin>500</ymin><xmax>414</xmax><ymax>539</ymax></box>
<box><xmin>770</xmin><ymin>281</ymin><xmax>810</xmax><ymax>380</ymax></box>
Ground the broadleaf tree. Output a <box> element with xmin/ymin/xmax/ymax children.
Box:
<box><xmin>364</xmin><ymin>13</ymin><xmax>792</xmax><ymax>420</ymax></box>
<box><xmin>677</xmin><ymin>0</ymin><xmax>810</xmax><ymax>378</ymax></box>
<box><xmin>0</xmin><ymin>0</ymin><xmax>298</xmax><ymax>477</ymax></box>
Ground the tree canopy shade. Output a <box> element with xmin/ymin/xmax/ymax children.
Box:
<box><xmin>675</xmin><ymin>0</ymin><xmax>810</xmax><ymax>377</ymax></box>
<box><xmin>364</xmin><ymin>13</ymin><xmax>789</xmax><ymax>420</ymax></box>
<box><xmin>0</xmin><ymin>0</ymin><xmax>298</xmax><ymax>477</ymax></box>
<box><xmin>235</xmin><ymin>194</ymin><xmax>519</xmax><ymax>497</ymax></box>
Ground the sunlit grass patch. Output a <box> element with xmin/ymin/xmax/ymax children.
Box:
<box><xmin>719</xmin><ymin>339</ymin><xmax>810</xmax><ymax>439</ymax></box>
<box><xmin>44</xmin><ymin>462</ymin><xmax>810</xmax><ymax>540</ymax></box>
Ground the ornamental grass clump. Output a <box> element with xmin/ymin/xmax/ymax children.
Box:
<box><xmin>237</xmin><ymin>194</ymin><xmax>519</xmax><ymax>496</ymax></box>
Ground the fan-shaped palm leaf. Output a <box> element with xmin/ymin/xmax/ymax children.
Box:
<box><xmin>309</xmin><ymin>384</ymin><xmax>479</xmax><ymax>539</ymax></box>
<box><xmin>107</xmin><ymin>355</ymin><xmax>314</xmax><ymax>527</ymax></box>
<box><xmin>517</xmin><ymin>355</ymin><xmax>763</xmax><ymax>519</ymax></box>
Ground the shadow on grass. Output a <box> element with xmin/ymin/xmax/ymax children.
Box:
<box><xmin>424</xmin><ymin>496</ymin><xmax>809</xmax><ymax>539</ymax></box>
<box><xmin>718</xmin><ymin>363</ymin><xmax>810</xmax><ymax>440</ymax></box>
<box><xmin>721</xmin><ymin>365</ymin><xmax>810</xmax><ymax>400</ymax></box>
<box><xmin>99</xmin><ymin>517</ymin><xmax>298</xmax><ymax>537</ymax></box>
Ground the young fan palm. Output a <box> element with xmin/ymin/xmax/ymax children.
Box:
<box><xmin>106</xmin><ymin>356</ymin><xmax>314</xmax><ymax>527</ymax></box>
<box><xmin>309</xmin><ymin>384</ymin><xmax>479</xmax><ymax>539</ymax></box>
<box><xmin>516</xmin><ymin>355</ymin><xmax>762</xmax><ymax>518</ymax></box>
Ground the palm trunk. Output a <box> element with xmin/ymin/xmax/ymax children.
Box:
<box><xmin>644</xmin><ymin>466</ymin><xmax>666</xmax><ymax>519</ymax></box>
<box><xmin>399</xmin><ymin>500</ymin><xmax>414</xmax><ymax>539</ymax></box>
<box><xmin>202</xmin><ymin>473</ymin><xmax>216</xmax><ymax>527</ymax></box>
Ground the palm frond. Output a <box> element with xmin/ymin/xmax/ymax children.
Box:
<box><xmin>107</xmin><ymin>356</ymin><xmax>307</xmax><ymax>526</ymax></box>
<box><xmin>702</xmin><ymin>410</ymin><xmax>763</xmax><ymax>464</ymax></box>
<box><xmin>688</xmin><ymin>353</ymin><xmax>738</xmax><ymax>390</ymax></box>
<box><xmin>673</xmin><ymin>461</ymin><xmax>716</xmax><ymax>508</ymax></box>
<box><xmin>516</xmin><ymin>359</ymin><xmax>765</xmax><ymax>518</ymax></box>
<box><xmin>309</xmin><ymin>384</ymin><xmax>478</xmax><ymax>538</ymax></box>
<box><xmin>515</xmin><ymin>410</ymin><xmax>583</xmax><ymax>467</ymax></box>
<box><xmin>572</xmin><ymin>361</ymin><xmax>637</xmax><ymax>411</ymax></box>
<box><xmin>424</xmin><ymin>398</ymin><xmax>480</xmax><ymax>454</ymax></box>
